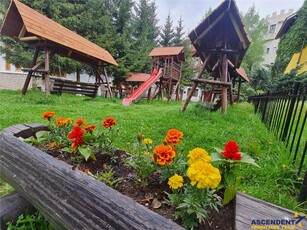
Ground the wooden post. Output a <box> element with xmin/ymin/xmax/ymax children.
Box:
<box><xmin>103</xmin><ymin>66</ymin><xmax>113</xmax><ymax>98</ymax></box>
<box><xmin>237</xmin><ymin>78</ymin><xmax>242</xmax><ymax>102</ymax></box>
<box><xmin>22</xmin><ymin>47</ymin><xmax>40</xmax><ymax>95</ymax></box>
<box><xmin>221</xmin><ymin>53</ymin><xmax>228</xmax><ymax>113</ymax></box>
<box><xmin>181</xmin><ymin>53</ymin><xmax>212</xmax><ymax>112</ymax></box>
<box><xmin>44</xmin><ymin>48</ymin><xmax>50</xmax><ymax>97</ymax></box>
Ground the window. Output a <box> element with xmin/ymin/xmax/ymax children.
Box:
<box><xmin>5</xmin><ymin>59</ymin><xmax>11</xmax><ymax>71</ymax></box>
<box><xmin>187</xmin><ymin>88</ymin><xmax>199</xmax><ymax>97</ymax></box>
<box><xmin>266</xmin><ymin>48</ymin><xmax>270</xmax><ymax>54</ymax></box>
<box><xmin>269</xmin><ymin>24</ymin><xmax>276</xmax><ymax>33</ymax></box>
<box><xmin>273</xmin><ymin>47</ymin><xmax>277</xmax><ymax>53</ymax></box>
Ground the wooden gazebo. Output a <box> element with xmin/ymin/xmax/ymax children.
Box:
<box><xmin>181</xmin><ymin>0</ymin><xmax>250</xmax><ymax>113</ymax></box>
<box><xmin>0</xmin><ymin>0</ymin><xmax>118</xmax><ymax>97</ymax></box>
<box><xmin>149</xmin><ymin>46</ymin><xmax>185</xmax><ymax>101</ymax></box>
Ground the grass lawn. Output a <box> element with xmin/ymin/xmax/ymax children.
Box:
<box><xmin>0</xmin><ymin>89</ymin><xmax>305</xmax><ymax>212</ymax></box>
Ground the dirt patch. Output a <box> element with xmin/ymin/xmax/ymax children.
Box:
<box><xmin>45</xmin><ymin>148</ymin><xmax>235</xmax><ymax>229</ymax></box>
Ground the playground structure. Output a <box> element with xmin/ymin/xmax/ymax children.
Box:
<box><xmin>122</xmin><ymin>46</ymin><xmax>185</xmax><ymax>106</ymax></box>
<box><xmin>181</xmin><ymin>0</ymin><xmax>251</xmax><ymax>113</ymax></box>
<box><xmin>0</xmin><ymin>0</ymin><xmax>117</xmax><ymax>98</ymax></box>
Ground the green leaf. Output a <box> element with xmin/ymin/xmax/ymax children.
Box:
<box><xmin>35</xmin><ymin>131</ymin><xmax>48</xmax><ymax>139</ymax></box>
<box><xmin>210</xmin><ymin>152</ymin><xmax>225</xmax><ymax>162</ymax></box>
<box><xmin>213</xmin><ymin>147</ymin><xmax>224</xmax><ymax>153</ymax></box>
<box><xmin>240</xmin><ymin>153</ymin><xmax>260</xmax><ymax>167</ymax></box>
<box><xmin>78</xmin><ymin>146</ymin><xmax>92</xmax><ymax>161</ymax></box>
<box><xmin>223</xmin><ymin>186</ymin><xmax>236</xmax><ymax>205</ymax></box>
<box><xmin>224</xmin><ymin>173</ymin><xmax>236</xmax><ymax>185</ymax></box>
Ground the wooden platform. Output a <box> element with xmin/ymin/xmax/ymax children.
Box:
<box><xmin>236</xmin><ymin>192</ymin><xmax>307</xmax><ymax>229</ymax></box>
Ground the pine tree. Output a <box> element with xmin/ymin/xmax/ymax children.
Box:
<box><xmin>173</xmin><ymin>16</ymin><xmax>185</xmax><ymax>46</ymax></box>
<box><xmin>130</xmin><ymin>0</ymin><xmax>160</xmax><ymax>73</ymax></box>
<box><xmin>160</xmin><ymin>13</ymin><xmax>174</xmax><ymax>47</ymax></box>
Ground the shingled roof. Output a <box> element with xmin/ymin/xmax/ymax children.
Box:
<box><xmin>0</xmin><ymin>0</ymin><xmax>118</xmax><ymax>67</ymax></box>
<box><xmin>149</xmin><ymin>46</ymin><xmax>185</xmax><ymax>61</ymax></box>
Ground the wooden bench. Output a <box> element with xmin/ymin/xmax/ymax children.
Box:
<box><xmin>50</xmin><ymin>78</ymin><xmax>99</xmax><ymax>97</ymax></box>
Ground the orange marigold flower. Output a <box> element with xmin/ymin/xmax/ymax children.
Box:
<box><xmin>164</xmin><ymin>129</ymin><xmax>183</xmax><ymax>145</ymax></box>
<box><xmin>83</xmin><ymin>168</ymin><xmax>90</xmax><ymax>174</ymax></box>
<box><xmin>75</xmin><ymin>118</ymin><xmax>86</xmax><ymax>127</ymax></box>
<box><xmin>152</xmin><ymin>144</ymin><xmax>176</xmax><ymax>166</ymax></box>
<box><xmin>84</xmin><ymin>124</ymin><xmax>96</xmax><ymax>132</ymax></box>
<box><xmin>42</xmin><ymin>111</ymin><xmax>55</xmax><ymax>120</ymax></box>
<box><xmin>102</xmin><ymin>117</ymin><xmax>116</xmax><ymax>128</ymax></box>
<box><xmin>55</xmin><ymin>117</ymin><xmax>68</xmax><ymax>127</ymax></box>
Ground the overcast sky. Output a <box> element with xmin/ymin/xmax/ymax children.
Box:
<box><xmin>152</xmin><ymin>0</ymin><xmax>305</xmax><ymax>34</ymax></box>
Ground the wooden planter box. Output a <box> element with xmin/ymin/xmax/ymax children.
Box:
<box><xmin>0</xmin><ymin>124</ymin><xmax>183</xmax><ymax>229</ymax></box>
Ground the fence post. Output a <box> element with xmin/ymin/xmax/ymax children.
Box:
<box><xmin>282</xmin><ymin>82</ymin><xmax>300</xmax><ymax>142</ymax></box>
<box><xmin>261</xmin><ymin>91</ymin><xmax>270</xmax><ymax>122</ymax></box>
<box><xmin>298</xmin><ymin>169</ymin><xmax>307</xmax><ymax>202</ymax></box>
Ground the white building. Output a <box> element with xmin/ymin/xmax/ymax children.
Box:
<box><xmin>262</xmin><ymin>9</ymin><xmax>295</xmax><ymax>66</ymax></box>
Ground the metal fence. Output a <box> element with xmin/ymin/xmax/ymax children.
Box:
<box><xmin>248</xmin><ymin>82</ymin><xmax>306</xmax><ymax>202</ymax></box>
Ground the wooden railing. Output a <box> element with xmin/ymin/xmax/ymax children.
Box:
<box><xmin>248</xmin><ymin>82</ymin><xmax>307</xmax><ymax>202</ymax></box>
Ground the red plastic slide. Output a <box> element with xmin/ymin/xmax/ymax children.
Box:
<box><xmin>122</xmin><ymin>68</ymin><xmax>163</xmax><ymax>106</ymax></box>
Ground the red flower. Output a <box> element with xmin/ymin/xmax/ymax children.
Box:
<box><xmin>221</xmin><ymin>141</ymin><xmax>242</xmax><ymax>161</ymax></box>
<box><xmin>102</xmin><ymin>117</ymin><xmax>116</xmax><ymax>128</ymax></box>
<box><xmin>68</xmin><ymin>126</ymin><xmax>84</xmax><ymax>150</ymax></box>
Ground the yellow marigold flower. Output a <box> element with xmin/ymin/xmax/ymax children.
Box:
<box><xmin>187</xmin><ymin>161</ymin><xmax>221</xmax><ymax>189</ymax></box>
<box><xmin>143</xmin><ymin>138</ymin><xmax>153</xmax><ymax>145</ymax></box>
<box><xmin>42</xmin><ymin>111</ymin><xmax>55</xmax><ymax>120</ymax></box>
<box><xmin>164</xmin><ymin>129</ymin><xmax>183</xmax><ymax>145</ymax></box>
<box><xmin>187</xmin><ymin>148</ymin><xmax>211</xmax><ymax>165</ymax></box>
<box><xmin>55</xmin><ymin>117</ymin><xmax>68</xmax><ymax>127</ymax></box>
<box><xmin>75</xmin><ymin>118</ymin><xmax>86</xmax><ymax>127</ymax></box>
<box><xmin>282</xmin><ymin>164</ymin><xmax>287</xmax><ymax>168</ymax></box>
<box><xmin>168</xmin><ymin>173</ymin><xmax>184</xmax><ymax>189</ymax></box>
<box><xmin>66</xmin><ymin>118</ymin><xmax>73</xmax><ymax>124</ymax></box>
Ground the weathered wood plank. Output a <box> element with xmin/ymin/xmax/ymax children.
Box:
<box><xmin>0</xmin><ymin>127</ymin><xmax>183</xmax><ymax>230</ymax></box>
<box><xmin>0</xmin><ymin>193</ymin><xmax>36</xmax><ymax>230</ymax></box>
<box><xmin>235</xmin><ymin>192</ymin><xmax>307</xmax><ymax>230</ymax></box>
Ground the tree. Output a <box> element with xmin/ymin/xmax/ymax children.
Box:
<box><xmin>173</xmin><ymin>16</ymin><xmax>185</xmax><ymax>46</ymax></box>
<box><xmin>240</xmin><ymin>4</ymin><xmax>267</xmax><ymax>72</ymax></box>
<box><xmin>272</xmin><ymin>0</ymin><xmax>307</xmax><ymax>78</ymax></box>
<box><xmin>129</xmin><ymin>0</ymin><xmax>160</xmax><ymax>73</ymax></box>
<box><xmin>180</xmin><ymin>39</ymin><xmax>196</xmax><ymax>84</ymax></box>
<box><xmin>160</xmin><ymin>13</ymin><xmax>174</xmax><ymax>47</ymax></box>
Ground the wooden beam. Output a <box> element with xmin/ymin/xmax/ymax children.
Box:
<box><xmin>44</xmin><ymin>48</ymin><xmax>50</xmax><ymax>97</ymax></box>
<box><xmin>22</xmin><ymin>47</ymin><xmax>40</xmax><ymax>95</ymax></box>
<box><xmin>181</xmin><ymin>53</ymin><xmax>212</xmax><ymax>112</ymax></box>
<box><xmin>19</xmin><ymin>36</ymin><xmax>41</xmax><ymax>41</ymax></box>
<box><xmin>191</xmin><ymin>78</ymin><xmax>232</xmax><ymax>87</ymax></box>
<box><xmin>0</xmin><ymin>192</ymin><xmax>36</xmax><ymax>230</ymax></box>
<box><xmin>18</xmin><ymin>25</ymin><xmax>26</xmax><ymax>38</ymax></box>
<box><xmin>229</xmin><ymin>13</ymin><xmax>249</xmax><ymax>49</ymax></box>
<box><xmin>221</xmin><ymin>53</ymin><xmax>228</xmax><ymax>114</ymax></box>
<box><xmin>103</xmin><ymin>66</ymin><xmax>113</xmax><ymax>98</ymax></box>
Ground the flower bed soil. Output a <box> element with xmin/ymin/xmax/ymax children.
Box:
<box><xmin>45</xmin><ymin>148</ymin><xmax>235</xmax><ymax>229</ymax></box>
